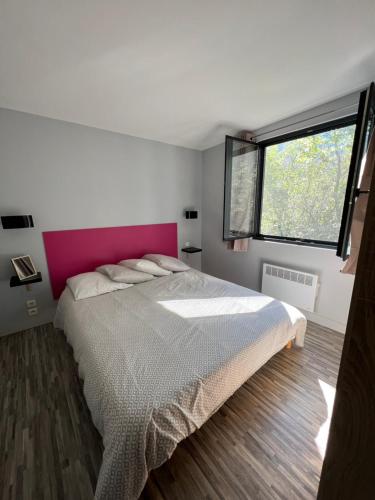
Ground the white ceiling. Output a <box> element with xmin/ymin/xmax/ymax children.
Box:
<box><xmin>1</xmin><ymin>1</ymin><xmax>375</xmax><ymax>150</ymax></box>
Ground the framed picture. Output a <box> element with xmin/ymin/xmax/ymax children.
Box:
<box><xmin>11</xmin><ymin>255</ymin><xmax>38</xmax><ymax>281</ymax></box>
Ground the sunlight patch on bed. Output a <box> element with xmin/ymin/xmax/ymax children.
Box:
<box><xmin>315</xmin><ymin>379</ymin><xmax>336</xmax><ymax>459</ymax></box>
<box><xmin>157</xmin><ymin>296</ymin><xmax>274</xmax><ymax>318</ymax></box>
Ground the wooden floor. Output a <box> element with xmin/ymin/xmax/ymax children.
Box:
<box><xmin>0</xmin><ymin>322</ymin><xmax>344</xmax><ymax>500</ymax></box>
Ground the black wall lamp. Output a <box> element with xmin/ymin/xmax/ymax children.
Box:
<box><xmin>1</xmin><ymin>215</ymin><xmax>34</xmax><ymax>229</ymax></box>
<box><xmin>184</xmin><ymin>210</ymin><xmax>198</xmax><ymax>219</ymax></box>
<box><xmin>182</xmin><ymin>209</ymin><xmax>201</xmax><ymax>254</ymax></box>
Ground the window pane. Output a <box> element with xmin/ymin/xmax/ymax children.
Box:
<box><xmin>261</xmin><ymin>125</ymin><xmax>356</xmax><ymax>243</ymax></box>
<box><xmin>224</xmin><ymin>138</ymin><xmax>259</xmax><ymax>239</ymax></box>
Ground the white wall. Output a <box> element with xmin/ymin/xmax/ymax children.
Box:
<box><xmin>0</xmin><ymin>109</ymin><xmax>202</xmax><ymax>335</ymax></box>
<box><xmin>201</xmin><ymin>92</ymin><xmax>360</xmax><ymax>333</ymax></box>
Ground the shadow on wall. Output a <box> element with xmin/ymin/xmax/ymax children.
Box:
<box><xmin>0</xmin><ymin>253</ymin><xmax>16</xmax><ymax>280</ymax></box>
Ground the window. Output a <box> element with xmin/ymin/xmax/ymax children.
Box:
<box><xmin>223</xmin><ymin>83</ymin><xmax>375</xmax><ymax>254</ymax></box>
<box><xmin>260</xmin><ymin>124</ymin><xmax>356</xmax><ymax>244</ymax></box>
<box><xmin>223</xmin><ymin>138</ymin><xmax>260</xmax><ymax>240</ymax></box>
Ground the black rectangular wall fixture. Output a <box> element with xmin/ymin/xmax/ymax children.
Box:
<box><xmin>1</xmin><ymin>215</ymin><xmax>34</xmax><ymax>229</ymax></box>
<box><xmin>185</xmin><ymin>210</ymin><xmax>198</xmax><ymax>219</ymax></box>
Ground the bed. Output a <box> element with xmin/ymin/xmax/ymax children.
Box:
<box><xmin>54</xmin><ymin>268</ymin><xmax>306</xmax><ymax>500</ymax></box>
<box><xmin>43</xmin><ymin>223</ymin><xmax>306</xmax><ymax>499</ymax></box>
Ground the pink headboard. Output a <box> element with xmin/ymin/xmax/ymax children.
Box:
<box><xmin>43</xmin><ymin>222</ymin><xmax>178</xmax><ymax>299</ymax></box>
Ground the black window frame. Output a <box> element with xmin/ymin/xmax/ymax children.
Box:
<box><xmin>337</xmin><ymin>82</ymin><xmax>375</xmax><ymax>258</ymax></box>
<box><xmin>223</xmin><ymin>115</ymin><xmax>358</xmax><ymax>248</ymax></box>
<box><xmin>223</xmin><ymin>135</ymin><xmax>261</xmax><ymax>241</ymax></box>
<box><xmin>256</xmin><ymin>115</ymin><xmax>358</xmax><ymax>248</ymax></box>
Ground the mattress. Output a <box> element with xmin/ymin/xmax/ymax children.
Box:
<box><xmin>54</xmin><ymin>269</ymin><xmax>306</xmax><ymax>500</ymax></box>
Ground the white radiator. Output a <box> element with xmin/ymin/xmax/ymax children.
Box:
<box><xmin>261</xmin><ymin>263</ymin><xmax>318</xmax><ymax>312</ymax></box>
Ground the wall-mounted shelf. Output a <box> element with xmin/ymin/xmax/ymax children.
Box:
<box><xmin>181</xmin><ymin>247</ymin><xmax>202</xmax><ymax>253</ymax></box>
<box><xmin>10</xmin><ymin>272</ymin><xmax>42</xmax><ymax>288</ymax></box>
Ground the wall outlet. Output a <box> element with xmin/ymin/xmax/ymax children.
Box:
<box><xmin>28</xmin><ymin>307</ymin><xmax>38</xmax><ymax>316</ymax></box>
<box><xmin>26</xmin><ymin>299</ymin><xmax>37</xmax><ymax>308</ymax></box>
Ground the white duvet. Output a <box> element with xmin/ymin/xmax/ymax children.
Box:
<box><xmin>54</xmin><ymin>269</ymin><xmax>306</xmax><ymax>500</ymax></box>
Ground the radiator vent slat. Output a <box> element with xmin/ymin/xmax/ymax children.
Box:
<box><xmin>265</xmin><ymin>265</ymin><xmax>314</xmax><ymax>286</ymax></box>
<box><xmin>261</xmin><ymin>263</ymin><xmax>318</xmax><ymax>312</ymax></box>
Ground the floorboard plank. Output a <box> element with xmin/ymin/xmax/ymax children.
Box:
<box><xmin>0</xmin><ymin>322</ymin><xmax>343</xmax><ymax>499</ymax></box>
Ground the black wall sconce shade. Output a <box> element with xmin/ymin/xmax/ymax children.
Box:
<box><xmin>1</xmin><ymin>215</ymin><xmax>34</xmax><ymax>229</ymax></box>
<box><xmin>185</xmin><ymin>210</ymin><xmax>198</xmax><ymax>219</ymax></box>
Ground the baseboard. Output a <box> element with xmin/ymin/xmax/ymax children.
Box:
<box><xmin>0</xmin><ymin>307</ymin><xmax>55</xmax><ymax>337</ymax></box>
<box><xmin>303</xmin><ymin>310</ymin><xmax>346</xmax><ymax>334</ymax></box>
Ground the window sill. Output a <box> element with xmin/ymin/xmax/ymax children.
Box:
<box><xmin>252</xmin><ymin>236</ymin><xmax>337</xmax><ymax>250</ymax></box>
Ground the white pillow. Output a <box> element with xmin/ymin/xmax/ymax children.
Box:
<box><xmin>96</xmin><ymin>264</ymin><xmax>154</xmax><ymax>283</ymax></box>
<box><xmin>119</xmin><ymin>258</ymin><xmax>171</xmax><ymax>276</ymax></box>
<box><xmin>143</xmin><ymin>254</ymin><xmax>190</xmax><ymax>272</ymax></box>
<box><xmin>67</xmin><ymin>272</ymin><xmax>132</xmax><ymax>300</ymax></box>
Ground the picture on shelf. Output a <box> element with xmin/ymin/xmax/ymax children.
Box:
<box><xmin>11</xmin><ymin>255</ymin><xmax>38</xmax><ymax>281</ymax></box>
